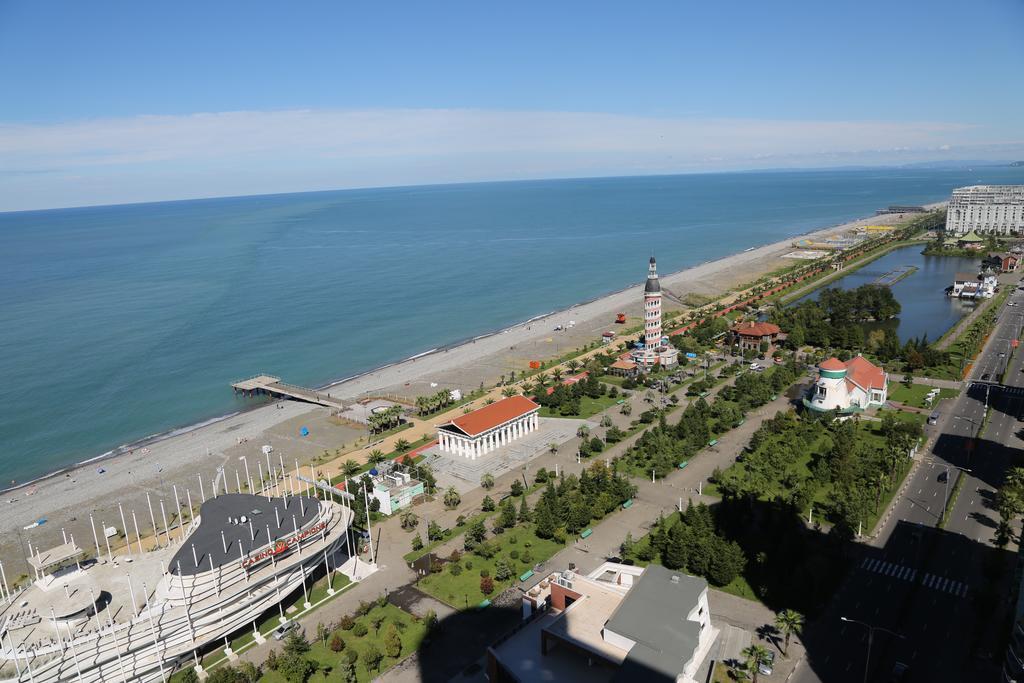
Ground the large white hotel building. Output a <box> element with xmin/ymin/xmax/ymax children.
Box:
<box><xmin>945</xmin><ymin>185</ymin><xmax>1024</xmax><ymax>236</ymax></box>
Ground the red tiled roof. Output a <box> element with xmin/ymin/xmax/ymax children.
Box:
<box><xmin>545</xmin><ymin>371</ymin><xmax>590</xmax><ymax>395</ymax></box>
<box><xmin>446</xmin><ymin>396</ymin><xmax>539</xmax><ymax>437</ymax></box>
<box><xmin>820</xmin><ymin>357</ymin><xmax>846</xmax><ymax>371</ymax></box>
<box><xmin>731</xmin><ymin>321</ymin><xmax>781</xmax><ymax>338</ymax></box>
<box><xmin>845</xmin><ymin>355</ymin><xmax>886</xmax><ymax>391</ymax></box>
<box><xmin>610</xmin><ymin>359</ymin><xmax>637</xmax><ymax>370</ymax></box>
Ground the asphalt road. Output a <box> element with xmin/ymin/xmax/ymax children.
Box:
<box><xmin>795</xmin><ymin>277</ymin><xmax>1024</xmax><ymax>683</ymax></box>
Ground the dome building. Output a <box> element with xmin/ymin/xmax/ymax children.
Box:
<box><xmin>804</xmin><ymin>355</ymin><xmax>888</xmax><ymax>414</ymax></box>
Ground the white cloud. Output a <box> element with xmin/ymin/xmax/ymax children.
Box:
<box><xmin>0</xmin><ymin>108</ymin><xmax>1015</xmax><ymax>211</ymax></box>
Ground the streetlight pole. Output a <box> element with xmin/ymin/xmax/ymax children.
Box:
<box><xmin>840</xmin><ymin>616</ymin><xmax>905</xmax><ymax>683</ymax></box>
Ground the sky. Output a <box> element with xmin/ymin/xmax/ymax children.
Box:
<box><xmin>0</xmin><ymin>0</ymin><xmax>1022</xmax><ymax>211</ymax></box>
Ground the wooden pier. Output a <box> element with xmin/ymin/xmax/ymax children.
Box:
<box><xmin>231</xmin><ymin>374</ymin><xmax>346</xmax><ymax>410</ymax></box>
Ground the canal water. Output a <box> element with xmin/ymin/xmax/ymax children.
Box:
<box><xmin>793</xmin><ymin>244</ymin><xmax>980</xmax><ymax>343</ymax></box>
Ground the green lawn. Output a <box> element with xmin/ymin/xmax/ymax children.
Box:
<box><xmin>417</xmin><ymin>526</ymin><xmax>566</xmax><ymax>607</ymax></box>
<box><xmin>888</xmin><ymin>383</ymin><xmax>957</xmax><ymax>409</ymax></box>
<box><xmin>258</xmin><ymin>603</ymin><xmax>427</xmax><ymax>683</ymax></box>
<box><xmin>539</xmin><ymin>394</ymin><xmax>620</xmax><ymax>419</ymax></box>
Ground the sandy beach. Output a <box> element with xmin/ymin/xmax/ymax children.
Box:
<box><xmin>0</xmin><ymin>206</ymin><xmax>930</xmax><ymax>575</ymax></box>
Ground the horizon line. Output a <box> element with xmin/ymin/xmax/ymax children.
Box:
<box><xmin>1</xmin><ymin>161</ymin><xmax>1018</xmax><ymax>216</ymax></box>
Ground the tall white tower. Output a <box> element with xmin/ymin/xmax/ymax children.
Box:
<box><xmin>643</xmin><ymin>256</ymin><xmax>662</xmax><ymax>366</ymax></box>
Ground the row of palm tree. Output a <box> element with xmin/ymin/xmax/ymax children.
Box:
<box><xmin>414</xmin><ymin>389</ymin><xmax>457</xmax><ymax>416</ymax></box>
<box><xmin>367</xmin><ymin>405</ymin><xmax>405</xmax><ymax>434</ymax></box>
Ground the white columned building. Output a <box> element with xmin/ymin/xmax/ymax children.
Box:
<box><xmin>436</xmin><ymin>396</ymin><xmax>541</xmax><ymax>460</ymax></box>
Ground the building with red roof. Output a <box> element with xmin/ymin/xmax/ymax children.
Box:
<box><xmin>727</xmin><ymin>320</ymin><xmax>783</xmax><ymax>352</ymax></box>
<box><xmin>804</xmin><ymin>355</ymin><xmax>888</xmax><ymax>414</ymax></box>
<box><xmin>436</xmin><ymin>395</ymin><xmax>540</xmax><ymax>459</ymax></box>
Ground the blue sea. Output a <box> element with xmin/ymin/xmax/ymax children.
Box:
<box><xmin>3</xmin><ymin>168</ymin><xmax>1024</xmax><ymax>485</ymax></box>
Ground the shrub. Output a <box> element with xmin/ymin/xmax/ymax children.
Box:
<box><xmin>494</xmin><ymin>559</ymin><xmax>514</xmax><ymax>581</ymax></box>
<box><xmin>449</xmin><ymin>562</ymin><xmax>463</xmax><ymax>576</ymax></box>
<box><xmin>264</xmin><ymin>649</ymin><xmax>279</xmax><ymax>670</ymax></box>
<box><xmin>481</xmin><ymin>495</ymin><xmax>496</xmax><ymax>512</ymax></box>
<box><xmin>353</xmin><ymin>622</ymin><xmax>368</xmax><ymax>637</ymax></box>
<box><xmin>411</xmin><ymin>534</ymin><xmax>423</xmax><ymax>551</ymax></box>
<box><xmin>448</xmin><ymin>549</ymin><xmax>462</xmax><ymax>563</ymax></box>
<box><xmin>464</xmin><ymin>559</ymin><xmax>473</xmax><ymax>570</ymax></box>
<box><xmin>456</xmin><ymin>515</ymin><xmax>466</xmax><ymax>527</ymax></box>
<box><xmin>480</xmin><ymin>569</ymin><xmax>490</xmax><ymax>577</ymax></box>
<box><xmin>509</xmin><ymin>549</ymin><xmax>520</xmax><ymax>560</ymax></box>
<box><xmin>339</xmin><ymin>615</ymin><xmax>355</xmax><ymax>631</ymax></box>
<box><xmin>329</xmin><ymin>634</ymin><xmax>345</xmax><ymax>652</ymax></box>
<box><xmin>480</xmin><ymin>576</ymin><xmax>495</xmax><ymax>595</ymax></box>
<box><xmin>376</xmin><ymin>593</ymin><xmax>389</xmax><ymax>609</ymax></box>
<box><xmin>357</xmin><ymin>601</ymin><xmax>373</xmax><ymax>616</ymax></box>
<box><xmin>475</xmin><ymin>541</ymin><xmax>497</xmax><ymax>559</ymax></box>
<box><xmin>384</xmin><ymin>623</ymin><xmax>403</xmax><ymax>658</ymax></box>
<box><xmin>510</xmin><ymin>480</ymin><xmax>524</xmax><ymax>497</ymax></box>
<box><xmin>521</xmin><ymin>550</ymin><xmax>533</xmax><ymax>565</ymax></box>
<box><xmin>508</xmin><ymin>534</ymin><xmax>518</xmax><ymax>544</ymax></box>
<box><xmin>363</xmin><ymin>643</ymin><xmax>384</xmax><ymax>673</ymax></box>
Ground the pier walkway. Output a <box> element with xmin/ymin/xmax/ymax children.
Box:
<box><xmin>231</xmin><ymin>374</ymin><xmax>346</xmax><ymax>410</ymax></box>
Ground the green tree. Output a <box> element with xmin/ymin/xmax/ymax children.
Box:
<box><xmin>411</xmin><ymin>533</ymin><xmax>423</xmax><ymax>551</ymax></box>
<box><xmin>371</xmin><ymin>614</ymin><xmax>386</xmax><ymax>635</ymax></box>
<box><xmin>276</xmin><ymin>652</ymin><xmax>315</xmax><ymax>683</ymax></box>
<box><xmin>384</xmin><ymin>622</ymin><xmax>403</xmax><ymax>658</ymax></box>
<box><xmin>774</xmin><ymin>609</ymin><xmax>804</xmax><ymax>656</ymax></box>
<box><xmin>481</xmin><ymin>495</ymin><xmax>496</xmax><ymax>512</ymax></box>
<box><xmin>368</xmin><ymin>449</ymin><xmax>387</xmax><ymax>466</ymax></box>
<box><xmin>518</xmin><ymin>495</ymin><xmax>531</xmax><ymax>522</ymax></box>
<box><xmin>341</xmin><ymin>459</ymin><xmax>361</xmax><ymax>479</ymax></box>
<box><xmin>339</xmin><ymin>656</ymin><xmax>357</xmax><ymax>683</ymax></box>
<box><xmin>534</xmin><ymin>501</ymin><xmax>556</xmax><ymax>539</ymax></box>
<box><xmin>237</xmin><ymin>662</ymin><xmax>260</xmax><ymax>683</ymax></box>
<box><xmin>282</xmin><ymin>630</ymin><xmax>310</xmax><ymax>656</ymax></box>
<box><xmin>363</xmin><ymin>642</ymin><xmax>384</xmax><ymax>673</ymax></box>
<box><xmin>494</xmin><ymin>558</ymin><xmax>514</xmax><ymax>581</ymax></box>
<box><xmin>742</xmin><ymin>644</ymin><xmax>773</xmax><ymax>683</ymax></box>
<box><xmin>499</xmin><ymin>498</ymin><xmax>518</xmax><ymax>529</ymax></box>
<box><xmin>663</xmin><ymin>522</ymin><xmax>688</xmax><ymax>570</ymax></box>
<box><xmin>427</xmin><ymin>520</ymin><xmax>443</xmax><ymax>541</ymax></box>
<box><xmin>179</xmin><ymin>670</ymin><xmax>201</xmax><ymax>683</ymax></box>
<box><xmin>400</xmin><ymin>508</ymin><xmax>419</xmax><ymax>530</ymax></box>
<box><xmin>443</xmin><ymin>486</ymin><xmax>461</xmax><ymax>509</ymax></box>
<box><xmin>708</xmin><ymin>537</ymin><xmax>746</xmax><ymax>586</ymax></box>
<box><xmin>481</xmin><ymin>473</ymin><xmax>495</xmax><ymax>490</ymax></box>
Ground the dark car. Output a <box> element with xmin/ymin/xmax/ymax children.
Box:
<box><xmin>888</xmin><ymin>662</ymin><xmax>910</xmax><ymax>682</ymax></box>
<box><xmin>938</xmin><ymin>471</ymin><xmax>948</xmax><ymax>483</ymax></box>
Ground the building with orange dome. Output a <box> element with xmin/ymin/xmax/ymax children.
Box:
<box><xmin>804</xmin><ymin>355</ymin><xmax>888</xmax><ymax>414</ymax></box>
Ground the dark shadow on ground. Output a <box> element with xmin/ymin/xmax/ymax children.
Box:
<box><xmin>798</xmin><ymin>519</ymin><xmax>1016</xmax><ymax>683</ymax></box>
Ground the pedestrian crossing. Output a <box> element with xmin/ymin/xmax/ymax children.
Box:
<box><xmin>859</xmin><ymin>557</ymin><xmax>969</xmax><ymax>597</ymax></box>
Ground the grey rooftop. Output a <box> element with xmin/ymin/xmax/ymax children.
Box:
<box><xmin>170</xmin><ymin>493</ymin><xmax>322</xmax><ymax>576</ymax></box>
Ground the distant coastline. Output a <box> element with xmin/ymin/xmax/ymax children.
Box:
<box><xmin>0</xmin><ymin>204</ymin><xmax>926</xmax><ymax>495</ymax></box>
